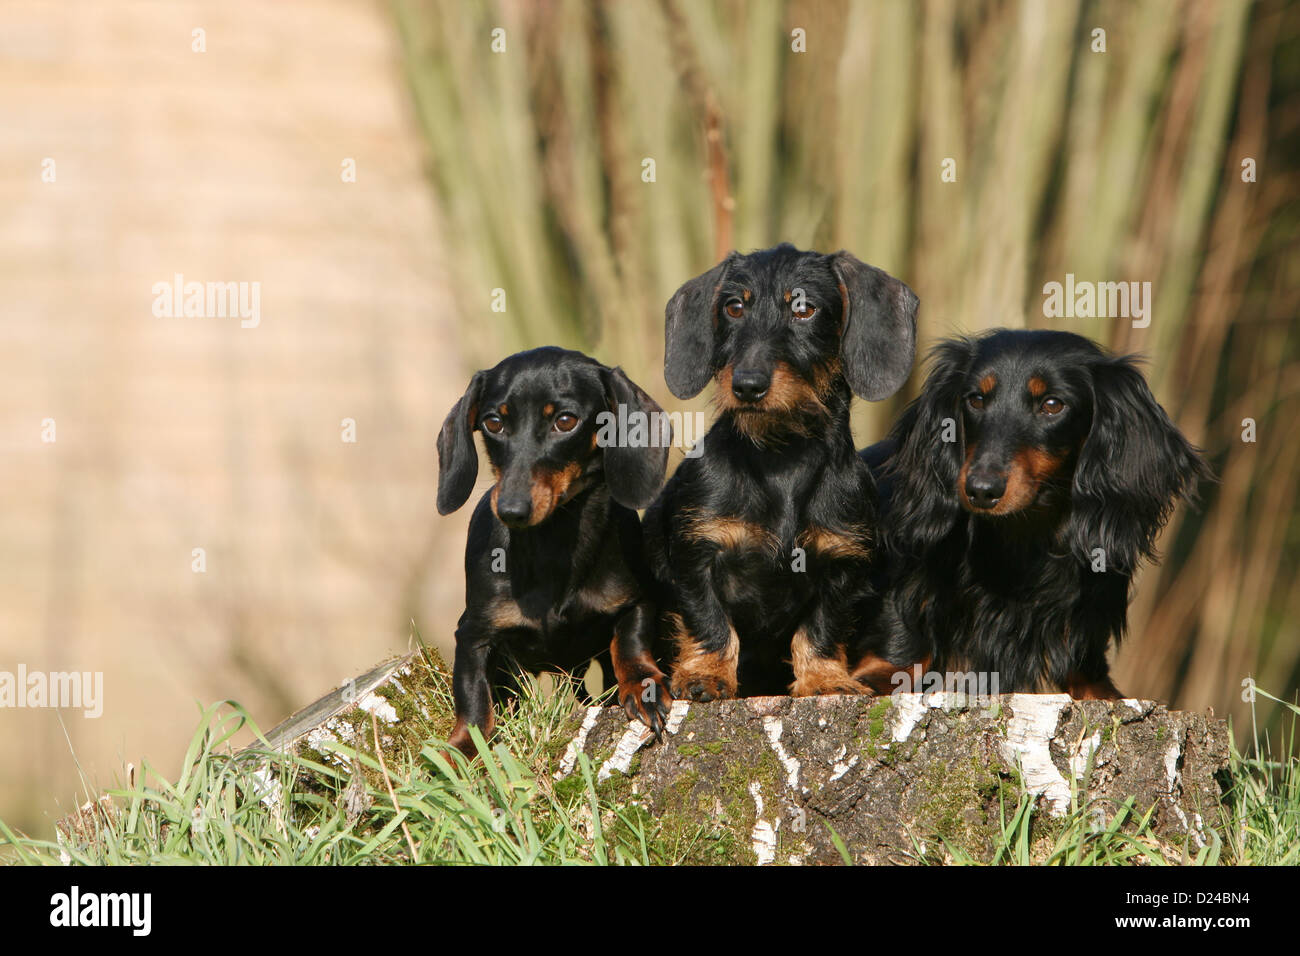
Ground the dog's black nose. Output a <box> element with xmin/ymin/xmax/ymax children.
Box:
<box><xmin>731</xmin><ymin>369</ymin><xmax>770</xmax><ymax>403</ymax></box>
<box><xmin>965</xmin><ymin>472</ymin><xmax>1006</xmax><ymax>510</ymax></box>
<box><xmin>496</xmin><ymin>497</ymin><xmax>532</xmax><ymax>526</ymax></box>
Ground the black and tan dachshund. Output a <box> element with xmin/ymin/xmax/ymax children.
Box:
<box><xmin>645</xmin><ymin>244</ymin><xmax>918</xmax><ymax>700</ymax></box>
<box><xmin>436</xmin><ymin>347</ymin><xmax>673</xmax><ymax>755</ymax></box>
<box><xmin>859</xmin><ymin>329</ymin><xmax>1211</xmax><ymax>698</ymax></box>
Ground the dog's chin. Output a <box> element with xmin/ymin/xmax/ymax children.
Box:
<box><xmin>719</xmin><ymin>398</ymin><xmax>830</xmax><ymax>445</ymax></box>
<box><xmin>958</xmin><ymin>489</ymin><xmax>1055</xmax><ymax>518</ymax></box>
<box><xmin>961</xmin><ymin>500</ymin><xmax>1019</xmax><ymax>517</ymax></box>
<box><xmin>728</xmin><ymin>408</ymin><xmax>807</xmax><ymax>445</ymax></box>
<box><xmin>495</xmin><ymin>513</ymin><xmax>538</xmax><ymax>530</ymax></box>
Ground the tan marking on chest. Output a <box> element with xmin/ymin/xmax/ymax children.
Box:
<box><xmin>682</xmin><ymin>514</ymin><xmax>781</xmax><ymax>556</ymax></box>
<box><xmin>574</xmin><ymin>578</ymin><xmax>638</xmax><ymax>616</ymax></box>
<box><xmin>797</xmin><ymin>525</ymin><xmax>872</xmax><ymax>560</ymax></box>
<box><xmin>488</xmin><ymin>600</ymin><xmax>541</xmax><ymax>631</ymax></box>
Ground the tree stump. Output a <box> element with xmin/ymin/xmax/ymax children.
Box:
<box><xmin>554</xmin><ymin>692</ymin><xmax>1230</xmax><ymax>865</ymax></box>
<box><xmin>245</xmin><ymin>653</ymin><xmax>1231</xmax><ymax>865</ymax></box>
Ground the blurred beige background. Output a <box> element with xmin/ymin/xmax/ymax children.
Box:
<box><xmin>0</xmin><ymin>1</ymin><xmax>471</xmax><ymax>831</ymax></box>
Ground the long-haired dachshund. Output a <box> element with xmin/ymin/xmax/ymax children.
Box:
<box><xmin>645</xmin><ymin>243</ymin><xmax>918</xmax><ymax>700</ymax></box>
<box><xmin>436</xmin><ymin>347</ymin><xmax>672</xmax><ymax>754</ymax></box>
<box><xmin>860</xmin><ymin>329</ymin><xmax>1211</xmax><ymax>698</ymax></box>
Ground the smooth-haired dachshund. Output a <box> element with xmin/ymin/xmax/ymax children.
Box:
<box><xmin>859</xmin><ymin>329</ymin><xmax>1211</xmax><ymax>698</ymax></box>
<box><xmin>436</xmin><ymin>347</ymin><xmax>672</xmax><ymax>755</ymax></box>
<box><xmin>645</xmin><ymin>244</ymin><xmax>918</xmax><ymax>700</ymax></box>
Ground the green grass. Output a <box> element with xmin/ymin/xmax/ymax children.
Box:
<box><xmin>0</xmin><ymin>672</ymin><xmax>667</xmax><ymax>866</ymax></box>
<box><xmin>2</xmin><ymin>682</ymin><xmax>1297</xmax><ymax>865</ymax></box>
<box><xmin>918</xmin><ymin>690</ymin><xmax>1300</xmax><ymax>867</ymax></box>
<box><xmin>1221</xmin><ymin>688</ymin><xmax>1300</xmax><ymax>866</ymax></box>
<box><xmin>924</xmin><ymin>788</ymin><xmax>1217</xmax><ymax>867</ymax></box>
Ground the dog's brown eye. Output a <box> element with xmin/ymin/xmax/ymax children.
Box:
<box><xmin>792</xmin><ymin>303</ymin><xmax>816</xmax><ymax>321</ymax></box>
<box><xmin>554</xmin><ymin>413</ymin><xmax>579</xmax><ymax>433</ymax></box>
<box><xmin>724</xmin><ymin>298</ymin><xmax>745</xmax><ymax>319</ymax></box>
<box><xmin>482</xmin><ymin>414</ymin><xmax>504</xmax><ymax>434</ymax></box>
<box><xmin>1041</xmin><ymin>397</ymin><xmax>1065</xmax><ymax>415</ymax></box>
<box><xmin>967</xmin><ymin>394</ymin><xmax>985</xmax><ymax>410</ymax></box>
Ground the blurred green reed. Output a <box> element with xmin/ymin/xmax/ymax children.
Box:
<box><xmin>393</xmin><ymin>0</ymin><xmax>1300</xmax><ymax>741</ymax></box>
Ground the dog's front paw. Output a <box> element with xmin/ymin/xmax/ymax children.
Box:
<box><xmin>671</xmin><ymin>670</ymin><xmax>737</xmax><ymax>703</ymax></box>
<box><xmin>1063</xmin><ymin>673</ymin><xmax>1123</xmax><ymax>701</ymax></box>
<box><xmin>618</xmin><ymin>670</ymin><xmax>674</xmax><ymax>738</ymax></box>
<box><xmin>668</xmin><ymin>621</ymin><xmax>740</xmax><ymax>703</ymax></box>
<box><xmin>789</xmin><ymin>630</ymin><xmax>869</xmax><ymax>697</ymax></box>
<box><xmin>446</xmin><ymin>721</ymin><xmax>473</xmax><ymax>756</ymax></box>
<box><xmin>789</xmin><ymin>674</ymin><xmax>868</xmax><ymax>697</ymax></box>
<box><xmin>443</xmin><ymin>716</ymin><xmax>492</xmax><ymax>764</ymax></box>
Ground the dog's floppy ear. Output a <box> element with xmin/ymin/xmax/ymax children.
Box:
<box><xmin>436</xmin><ymin>370</ymin><xmax>485</xmax><ymax>515</ymax></box>
<box><xmin>664</xmin><ymin>254</ymin><xmax>734</xmax><ymax>399</ymax></box>
<box><xmin>832</xmin><ymin>252</ymin><xmax>918</xmax><ymax>402</ymax></box>
<box><xmin>1068</xmin><ymin>356</ymin><xmax>1211</xmax><ymax>573</ymax></box>
<box><xmin>601</xmin><ymin>366</ymin><xmax>671</xmax><ymax>509</ymax></box>
<box><xmin>883</xmin><ymin>339</ymin><xmax>973</xmax><ymax>556</ymax></box>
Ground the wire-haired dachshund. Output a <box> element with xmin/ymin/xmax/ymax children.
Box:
<box><xmin>436</xmin><ymin>347</ymin><xmax>673</xmax><ymax>755</ymax></box>
<box><xmin>860</xmin><ymin>329</ymin><xmax>1211</xmax><ymax>699</ymax></box>
<box><xmin>644</xmin><ymin>243</ymin><xmax>918</xmax><ymax>700</ymax></box>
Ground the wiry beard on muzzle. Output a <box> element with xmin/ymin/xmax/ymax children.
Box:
<box><xmin>712</xmin><ymin>361</ymin><xmax>837</xmax><ymax>447</ymax></box>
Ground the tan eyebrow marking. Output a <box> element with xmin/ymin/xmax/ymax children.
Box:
<box><xmin>979</xmin><ymin>374</ymin><xmax>997</xmax><ymax>394</ymax></box>
<box><xmin>1027</xmin><ymin>376</ymin><xmax>1047</xmax><ymax>398</ymax></box>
